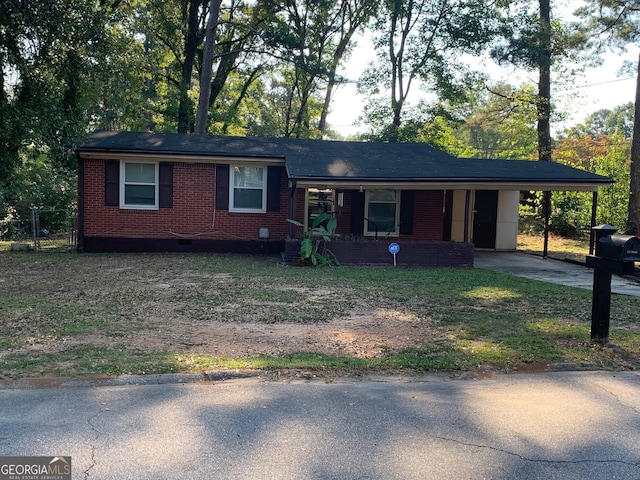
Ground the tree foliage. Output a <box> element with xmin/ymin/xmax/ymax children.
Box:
<box><xmin>491</xmin><ymin>0</ymin><xmax>587</xmax><ymax>163</ymax></box>
<box><xmin>455</xmin><ymin>83</ymin><xmax>539</xmax><ymax>159</ymax></box>
<box><xmin>0</xmin><ymin>0</ymin><xmax>130</xmax><ymax>222</ymax></box>
<box><xmin>359</xmin><ymin>0</ymin><xmax>501</xmax><ymax>141</ymax></box>
<box><xmin>1</xmin><ymin>0</ymin><xmax>377</xmax><ymax>224</ymax></box>
<box><xmin>553</xmin><ymin>132</ymin><xmax>630</xmax><ymax>234</ymax></box>
<box><xmin>260</xmin><ymin>0</ymin><xmax>377</xmax><ymax>138</ymax></box>
<box><xmin>564</xmin><ymin>103</ymin><xmax>634</xmax><ymax>139</ymax></box>
<box><xmin>574</xmin><ymin>0</ymin><xmax>640</xmax><ymax>233</ymax></box>
<box><xmin>0</xmin><ymin>0</ymin><xmax>634</xmax><ymax>241</ymax></box>
<box><xmin>517</xmin><ymin>122</ymin><xmax>631</xmax><ymax>237</ymax></box>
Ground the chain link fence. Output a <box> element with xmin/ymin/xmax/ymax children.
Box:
<box><xmin>1</xmin><ymin>209</ymin><xmax>76</xmax><ymax>251</ymax></box>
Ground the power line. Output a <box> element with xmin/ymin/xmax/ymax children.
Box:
<box><xmin>560</xmin><ymin>76</ymin><xmax>636</xmax><ymax>92</ymax></box>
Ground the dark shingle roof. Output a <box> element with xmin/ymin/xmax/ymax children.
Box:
<box><xmin>76</xmin><ymin>130</ymin><xmax>612</xmax><ymax>186</ymax></box>
<box><xmin>75</xmin><ymin>130</ymin><xmax>290</xmax><ymax>158</ymax></box>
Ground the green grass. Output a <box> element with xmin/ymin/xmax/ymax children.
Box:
<box><xmin>518</xmin><ymin>233</ymin><xmax>590</xmax><ymax>263</ymax></box>
<box><xmin>1</xmin><ymin>249</ymin><xmax>639</xmax><ymax>379</ymax></box>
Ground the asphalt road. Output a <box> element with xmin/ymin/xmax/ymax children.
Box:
<box><xmin>1</xmin><ymin>371</ymin><xmax>640</xmax><ymax>479</ymax></box>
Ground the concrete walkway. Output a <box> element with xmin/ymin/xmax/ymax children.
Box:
<box><xmin>474</xmin><ymin>251</ymin><xmax>640</xmax><ymax>297</ymax></box>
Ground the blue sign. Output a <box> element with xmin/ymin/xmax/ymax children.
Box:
<box><xmin>388</xmin><ymin>243</ymin><xmax>400</xmax><ymax>255</ymax></box>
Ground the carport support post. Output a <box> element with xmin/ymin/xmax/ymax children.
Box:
<box><xmin>589</xmin><ymin>191</ymin><xmax>598</xmax><ymax>255</ymax></box>
<box><xmin>590</xmin><ymin>269</ymin><xmax>612</xmax><ymax>344</ymax></box>
<box><xmin>543</xmin><ymin>191</ymin><xmax>551</xmax><ymax>258</ymax></box>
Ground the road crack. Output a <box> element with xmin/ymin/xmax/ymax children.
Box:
<box><xmin>431</xmin><ymin>435</ymin><xmax>640</xmax><ymax>469</ymax></box>
<box><xmin>83</xmin><ymin>410</ymin><xmax>102</xmax><ymax>479</ymax></box>
<box><xmin>594</xmin><ymin>378</ymin><xmax>640</xmax><ymax>416</ymax></box>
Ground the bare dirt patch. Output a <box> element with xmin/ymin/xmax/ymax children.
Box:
<box><xmin>40</xmin><ymin>306</ymin><xmax>441</xmax><ymax>360</ymax></box>
<box><xmin>0</xmin><ymin>253</ymin><xmax>442</xmax><ymax>362</ymax></box>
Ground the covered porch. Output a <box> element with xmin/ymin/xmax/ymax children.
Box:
<box><xmin>284</xmin><ymin>179</ymin><xmax>607</xmax><ymax>267</ymax></box>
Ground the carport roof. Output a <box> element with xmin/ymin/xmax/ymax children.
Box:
<box><xmin>75</xmin><ymin>130</ymin><xmax>613</xmax><ymax>191</ymax></box>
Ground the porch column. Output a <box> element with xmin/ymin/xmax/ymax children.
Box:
<box><xmin>464</xmin><ymin>190</ymin><xmax>471</xmax><ymax>243</ymax></box>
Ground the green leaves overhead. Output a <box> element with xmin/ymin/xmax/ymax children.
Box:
<box><xmin>359</xmin><ymin>0</ymin><xmax>502</xmax><ymax>140</ymax></box>
<box><xmin>2</xmin><ymin>0</ymin><xmax>639</xmax><ymax>233</ymax></box>
<box><xmin>0</xmin><ymin>0</ymin><xmax>128</xmax><ymax>218</ymax></box>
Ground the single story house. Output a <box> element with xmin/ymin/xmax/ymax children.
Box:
<box><xmin>74</xmin><ymin>130</ymin><xmax>612</xmax><ymax>266</ymax></box>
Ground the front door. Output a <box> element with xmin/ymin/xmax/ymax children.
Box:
<box><xmin>473</xmin><ymin>190</ymin><xmax>498</xmax><ymax>248</ymax></box>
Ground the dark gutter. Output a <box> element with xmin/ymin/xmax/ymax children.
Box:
<box><xmin>286</xmin><ymin>176</ymin><xmax>613</xmax><ymax>185</ymax></box>
<box><xmin>74</xmin><ymin>146</ymin><xmax>286</xmax><ymax>160</ymax></box>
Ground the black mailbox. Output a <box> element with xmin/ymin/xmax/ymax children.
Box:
<box><xmin>598</xmin><ymin>234</ymin><xmax>640</xmax><ymax>262</ymax></box>
<box><xmin>586</xmin><ymin>225</ymin><xmax>639</xmax><ymax>344</ymax></box>
<box><xmin>586</xmin><ymin>225</ymin><xmax>639</xmax><ymax>276</ymax></box>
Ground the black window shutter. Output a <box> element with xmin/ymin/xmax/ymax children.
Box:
<box><xmin>215</xmin><ymin>164</ymin><xmax>230</xmax><ymax>210</ymax></box>
<box><xmin>159</xmin><ymin>162</ymin><xmax>173</xmax><ymax>208</ymax></box>
<box><xmin>104</xmin><ymin>160</ymin><xmax>119</xmax><ymax>206</ymax></box>
<box><xmin>399</xmin><ymin>190</ymin><xmax>415</xmax><ymax>235</ymax></box>
<box><xmin>266</xmin><ymin>166</ymin><xmax>282</xmax><ymax>212</ymax></box>
<box><xmin>350</xmin><ymin>190</ymin><xmax>365</xmax><ymax>235</ymax></box>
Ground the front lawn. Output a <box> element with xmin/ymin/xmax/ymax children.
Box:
<box><xmin>0</xmin><ymin>248</ymin><xmax>638</xmax><ymax>379</ymax></box>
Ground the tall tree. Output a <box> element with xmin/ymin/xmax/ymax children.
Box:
<box><xmin>137</xmin><ymin>0</ymin><xmax>209</xmax><ymax>133</ymax></box>
<box><xmin>492</xmin><ymin>0</ymin><xmax>585</xmax><ymax>253</ymax></box>
<box><xmin>317</xmin><ymin>0</ymin><xmax>378</xmax><ymax>133</ymax></box>
<box><xmin>359</xmin><ymin>0</ymin><xmax>500</xmax><ymax>141</ymax></box>
<box><xmin>206</xmin><ymin>0</ymin><xmax>277</xmax><ymax>133</ymax></box>
<box><xmin>575</xmin><ymin>0</ymin><xmax>640</xmax><ymax>233</ymax></box>
<box><xmin>491</xmin><ymin>0</ymin><xmax>585</xmax><ymax>161</ymax></box>
<box><xmin>0</xmin><ymin>0</ymin><xmax>125</xmax><ymax>217</ymax></box>
<box><xmin>538</xmin><ymin>0</ymin><xmax>552</xmax><ymax>162</ymax></box>
<box><xmin>262</xmin><ymin>0</ymin><xmax>375</xmax><ymax>138</ymax></box>
<box><xmin>459</xmin><ymin>83</ymin><xmax>539</xmax><ymax>159</ymax></box>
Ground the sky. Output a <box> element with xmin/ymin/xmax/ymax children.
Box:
<box><xmin>326</xmin><ymin>30</ymin><xmax>640</xmax><ymax>138</ymax></box>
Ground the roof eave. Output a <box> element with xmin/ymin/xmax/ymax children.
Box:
<box><xmin>290</xmin><ymin>178</ymin><xmax>612</xmax><ymax>192</ymax></box>
<box><xmin>75</xmin><ymin>149</ymin><xmax>286</xmax><ymax>165</ymax></box>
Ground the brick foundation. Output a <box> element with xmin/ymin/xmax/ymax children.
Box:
<box><xmin>284</xmin><ymin>239</ymin><xmax>474</xmax><ymax>267</ymax></box>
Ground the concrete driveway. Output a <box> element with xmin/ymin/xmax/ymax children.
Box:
<box><xmin>474</xmin><ymin>251</ymin><xmax>640</xmax><ymax>297</ymax></box>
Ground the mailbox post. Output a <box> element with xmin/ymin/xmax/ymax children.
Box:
<box><xmin>585</xmin><ymin>225</ymin><xmax>640</xmax><ymax>344</ymax></box>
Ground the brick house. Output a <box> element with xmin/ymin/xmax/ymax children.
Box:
<box><xmin>74</xmin><ymin>130</ymin><xmax>612</xmax><ymax>265</ymax></box>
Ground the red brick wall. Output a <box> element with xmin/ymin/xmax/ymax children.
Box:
<box><xmin>82</xmin><ymin>160</ymin><xmax>445</xmax><ymax>243</ymax></box>
<box><xmin>82</xmin><ymin>159</ymin><xmax>296</xmax><ymax>241</ymax></box>
<box><xmin>283</xmin><ymin>188</ymin><xmax>445</xmax><ymax>241</ymax></box>
<box><xmin>404</xmin><ymin>190</ymin><xmax>445</xmax><ymax>241</ymax></box>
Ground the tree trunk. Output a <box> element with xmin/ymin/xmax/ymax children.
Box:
<box><xmin>318</xmin><ymin>32</ymin><xmax>354</xmax><ymax>134</ymax></box>
<box><xmin>318</xmin><ymin>73</ymin><xmax>335</xmax><ymax>134</ymax></box>
<box><xmin>538</xmin><ymin>0</ymin><xmax>552</xmax><ymax>257</ymax></box>
<box><xmin>195</xmin><ymin>0</ymin><xmax>222</xmax><ymax>135</ymax></box>
<box><xmin>208</xmin><ymin>49</ymin><xmax>240</xmax><ymax>109</ymax></box>
<box><xmin>627</xmin><ymin>52</ymin><xmax>640</xmax><ymax>234</ymax></box>
<box><xmin>177</xmin><ymin>0</ymin><xmax>203</xmax><ymax>134</ymax></box>
<box><xmin>222</xmin><ymin>67</ymin><xmax>263</xmax><ymax>134</ymax></box>
<box><xmin>537</xmin><ymin>0</ymin><xmax>552</xmax><ymax>162</ymax></box>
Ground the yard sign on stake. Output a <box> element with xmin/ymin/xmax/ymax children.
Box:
<box><xmin>388</xmin><ymin>243</ymin><xmax>400</xmax><ymax>267</ymax></box>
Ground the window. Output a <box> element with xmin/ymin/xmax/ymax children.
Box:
<box><xmin>365</xmin><ymin>190</ymin><xmax>399</xmax><ymax>236</ymax></box>
<box><xmin>230</xmin><ymin>166</ymin><xmax>266</xmax><ymax>212</ymax></box>
<box><xmin>307</xmin><ymin>188</ymin><xmax>334</xmax><ymax>228</ymax></box>
<box><xmin>120</xmin><ymin>162</ymin><xmax>158</xmax><ymax>209</ymax></box>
